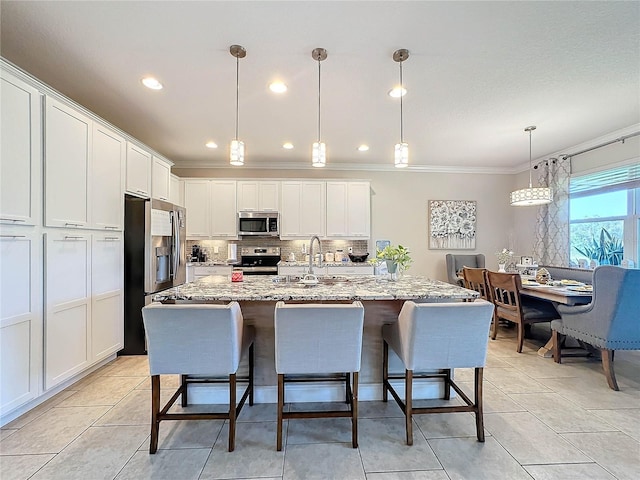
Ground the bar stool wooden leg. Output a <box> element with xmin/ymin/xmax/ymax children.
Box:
<box><xmin>601</xmin><ymin>349</ymin><xmax>619</xmax><ymax>391</ymax></box>
<box><xmin>382</xmin><ymin>340</ymin><xmax>389</xmax><ymax>402</ymax></box>
<box><xmin>150</xmin><ymin>375</ymin><xmax>160</xmax><ymax>454</ymax></box>
<box><xmin>228</xmin><ymin>374</ymin><xmax>237</xmax><ymax>452</ymax></box>
<box><xmin>352</xmin><ymin>372</ymin><xmax>359</xmax><ymax>448</ymax></box>
<box><xmin>474</xmin><ymin>367</ymin><xmax>485</xmax><ymax>442</ymax></box>
<box><xmin>249</xmin><ymin>343</ymin><xmax>255</xmax><ymax>406</ymax></box>
<box><xmin>180</xmin><ymin>375</ymin><xmax>188</xmax><ymax>407</ymax></box>
<box><xmin>443</xmin><ymin>369</ymin><xmax>452</xmax><ymax>400</ymax></box>
<box><xmin>277</xmin><ymin>374</ymin><xmax>284</xmax><ymax>451</ymax></box>
<box><xmin>516</xmin><ymin>322</ymin><xmax>525</xmax><ymax>353</ymax></box>
<box><xmin>405</xmin><ymin>369</ymin><xmax>413</xmax><ymax>446</ymax></box>
<box><xmin>552</xmin><ymin>329</ymin><xmax>562</xmax><ymax>364</ymax></box>
<box><xmin>345</xmin><ymin>372</ymin><xmax>352</xmax><ymax>404</ymax></box>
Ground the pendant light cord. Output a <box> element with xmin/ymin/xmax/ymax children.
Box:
<box><xmin>317</xmin><ymin>57</ymin><xmax>321</xmax><ymax>142</ymax></box>
<box><xmin>235</xmin><ymin>55</ymin><xmax>239</xmax><ymax>141</ymax></box>
<box><xmin>399</xmin><ymin>60</ymin><xmax>404</xmax><ymax>143</ymax></box>
<box><xmin>528</xmin><ymin>128</ymin><xmax>533</xmax><ymax>188</ymax></box>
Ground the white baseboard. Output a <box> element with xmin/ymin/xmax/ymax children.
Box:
<box><xmin>188</xmin><ymin>379</ymin><xmax>447</xmax><ymax>404</ymax></box>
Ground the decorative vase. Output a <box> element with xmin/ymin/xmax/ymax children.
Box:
<box><xmin>385</xmin><ymin>260</ymin><xmax>399</xmax><ymax>281</ymax></box>
<box><xmin>498</xmin><ymin>263</ymin><xmax>506</xmax><ymax>273</ymax></box>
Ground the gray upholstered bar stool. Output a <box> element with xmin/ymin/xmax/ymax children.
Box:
<box><xmin>142</xmin><ymin>302</ymin><xmax>254</xmax><ymax>453</ymax></box>
<box><xmin>274</xmin><ymin>301</ymin><xmax>365</xmax><ymax>451</ymax></box>
<box><xmin>382</xmin><ymin>300</ymin><xmax>495</xmax><ymax>445</ymax></box>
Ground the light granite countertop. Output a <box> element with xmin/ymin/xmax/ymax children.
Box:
<box><xmin>154</xmin><ymin>274</ymin><xmax>479</xmax><ymax>302</ymax></box>
<box><xmin>278</xmin><ymin>261</ymin><xmax>374</xmax><ymax>267</ymax></box>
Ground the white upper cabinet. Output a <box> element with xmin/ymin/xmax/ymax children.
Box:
<box><xmin>237</xmin><ymin>181</ymin><xmax>280</xmax><ymax>212</ymax></box>
<box><xmin>326</xmin><ymin>181</ymin><xmax>370</xmax><ymax>238</ymax></box>
<box><xmin>280</xmin><ymin>181</ymin><xmax>325</xmax><ymax>238</ymax></box>
<box><xmin>152</xmin><ymin>156</ymin><xmax>171</xmax><ymax>201</ymax></box>
<box><xmin>0</xmin><ymin>70</ymin><xmax>42</xmax><ymax>226</ymax></box>
<box><xmin>125</xmin><ymin>142</ymin><xmax>152</xmax><ymax>198</ymax></box>
<box><xmin>183</xmin><ymin>180</ymin><xmax>237</xmax><ymax>239</ymax></box>
<box><xmin>170</xmin><ymin>174</ymin><xmax>184</xmax><ymax>206</ymax></box>
<box><xmin>184</xmin><ymin>180</ymin><xmax>211</xmax><ymax>238</ymax></box>
<box><xmin>210</xmin><ymin>180</ymin><xmax>238</xmax><ymax>238</ymax></box>
<box><xmin>44</xmin><ymin>97</ymin><xmax>91</xmax><ymax>228</ymax></box>
<box><xmin>91</xmin><ymin>123</ymin><xmax>125</xmax><ymax>231</ymax></box>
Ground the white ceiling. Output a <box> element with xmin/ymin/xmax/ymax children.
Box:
<box><xmin>1</xmin><ymin>1</ymin><xmax>638</xmax><ymax>172</ymax></box>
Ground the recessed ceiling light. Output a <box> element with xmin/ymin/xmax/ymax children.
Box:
<box><xmin>388</xmin><ymin>86</ymin><xmax>407</xmax><ymax>98</ymax></box>
<box><xmin>141</xmin><ymin>77</ymin><xmax>163</xmax><ymax>90</ymax></box>
<box><xmin>357</xmin><ymin>145</ymin><xmax>369</xmax><ymax>152</ymax></box>
<box><xmin>205</xmin><ymin>141</ymin><xmax>218</xmax><ymax>149</ymax></box>
<box><xmin>269</xmin><ymin>81</ymin><xmax>288</xmax><ymax>93</ymax></box>
<box><xmin>282</xmin><ymin>142</ymin><xmax>294</xmax><ymax>150</ymax></box>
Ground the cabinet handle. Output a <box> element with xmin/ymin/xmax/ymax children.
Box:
<box><xmin>64</xmin><ymin>235</ymin><xmax>84</xmax><ymax>240</ymax></box>
<box><xmin>103</xmin><ymin>236</ymin><xmax>120</xmax><ymax>241</ymax></box>
<box><xmin>65</xmin><ymin>222</ymin><xmax>83</xmax><ymax>227</ymax></box>
<box><xmin>0</xmin><ymin>234</ymin><xmax>27</xmax><ymax>238</ymax></box>
<box><xmin>159</xmin><ymin>196</ymin><xmax>168</xmax><ymax>201</ymax></box>
<box><xmin>136</xmin><ymin>189</ymin><xmax>148</xmax><ymax>195</ymax></box>
<box><xmin>0</xmin><ymin>218</ymin><xmax>26</xmax><ymax>222</ymax></box>
<box><xmin>104</xmin><ymin>226</ymin><xmax>119</xmax><ymax>230</ymax></box>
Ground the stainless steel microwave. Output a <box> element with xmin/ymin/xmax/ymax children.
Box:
<box><xmin>238</xmin><ymin>212</ymin><xmax>279</xmax><ymax>236</ymax></box>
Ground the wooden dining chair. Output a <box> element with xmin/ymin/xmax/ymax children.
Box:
<box><xmin>462</xmin><ymin>267</ymin><xmax>498</xmax><ymax>339</ymax></box>
<box><xmin>485</xmin><ymin>271</ymin><xmax>560</xmax><ymax>352</ymax></box>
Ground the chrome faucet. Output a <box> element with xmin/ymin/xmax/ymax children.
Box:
<box><xmin>308</xmin><ymin>235</ymin><xmax>322</xmax><ymax>274</ymax></box>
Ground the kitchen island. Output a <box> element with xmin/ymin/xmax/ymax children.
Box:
<box><xmin>154</xmin><ymin>275</ymin><xmax>479</xmax><ymax>403</ymax></box>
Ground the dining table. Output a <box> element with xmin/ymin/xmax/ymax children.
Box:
<box><xmin>520</xmin><ymin>282</ymin><xmax>593</xmax><ymax>357</ymax></box>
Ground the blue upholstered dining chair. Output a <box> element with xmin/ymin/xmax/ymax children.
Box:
<box><xmin>446</xmin><ymin>254</ymin><xmax>485</xmax><ymax>286</ymax></box>
<box><xmin>551</xmin><ymin>265</ymin><xmax>640</xmax><ymax>390</ymax></box>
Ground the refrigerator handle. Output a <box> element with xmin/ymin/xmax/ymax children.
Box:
<box><xmin>172</xmin><ymin>211</ymin><xmax>179</xmax><ymax>280</ymax></box>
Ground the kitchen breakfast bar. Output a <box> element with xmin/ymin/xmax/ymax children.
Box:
<box><xmin>154</xmin><ymin>274</ymin><xmax>479</xmax><ymax>404</ymax></box>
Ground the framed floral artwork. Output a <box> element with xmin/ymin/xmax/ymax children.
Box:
<box><xmin>428</xmin><ymin>200</ymin><xmax>477</xmax><ymax>249</ymax></box>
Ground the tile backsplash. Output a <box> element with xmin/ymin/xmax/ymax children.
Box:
<box><xmin>187</xmin><ymin>238</ymin><xmax>369</xmax><ymax>262</ymax></box>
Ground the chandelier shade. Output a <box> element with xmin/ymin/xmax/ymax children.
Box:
<box><xmin>510</xmin><ymin>126</ymin><xmax>552</xmax><ymax>207</ymax></box>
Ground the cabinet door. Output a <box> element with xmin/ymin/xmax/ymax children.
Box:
<box><xmin>184</xmin><ymin>180</ymin><xmax>211</xmax><ymax>237</ymax></box>
<box><xmin>300</xmin><ymin>182</ymin><xmax>325</xmax><ymax>236</ymax></box>
<box><xmin>91</xmin><ymin>234</ymin><xmax>123</xmax><ymax>361</ymax></box>
<box><xmin>326</xmin><ymin>182</ymin><xmax>349</xmax><ymax>237</ymax></box>
<box><xmin>125</xmin><ymin>142</ymin><xmax>152</xmax><ymax>198</ymax></box>
<box><xmin>45</xmin><ymin>97</ymin><xmax>91</xmax><ymax>228</ymax></box>
<box><xmin>259</xmin><ymin>181</ymin><xmax>280</xmax><ymax>212</ymax></box>
<box><xmin>237</xmin><ymin>181</ymin><xmax>258</xmax><ymax>211</ymax></box>
<box><xmin>44</xmin><ymin>232</ymin><xmax>91</xmax><ymax>390</ymax></box>
<box><xmin>1</xmin><ymin>231</ymin><xmax>41</xmax><ymax>414</ymax></box>
<box><xmin>347</xmin><ymin>182</ymin><xmax>371</xmax><ymax>237</ymax></box>
<box><xmin>152</xmin><ymin>157</ymin><xmax>171</xmax><ymax>201</ymax></box>
<box><xmin>170</xmin><ymin>174</ymin><xmax>183</xmax><ymax>206</ymax></box>
<box><xmin>0</xmin><ymin>71</ymin><xmax>41</xmax><ymax>226</ymax></box>
<box><xmin>211</xmin><ymin>181</ymin><xmax>238</xmax><ymax>238</ymax></box>
<box><xmin>280</xmin><ymin>182</ymin><xmax>302</xmax><ymax>237</ymax></box>
<box><xmin>91</xmin><ymin>123</ymin><xmax>125</xmax><ymax>231</ymax></box>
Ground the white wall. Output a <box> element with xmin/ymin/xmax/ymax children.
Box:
<box><xmin>173</xmin><ymin>167</ymin><xmax>515</xmax><ymax>281</ymax></box>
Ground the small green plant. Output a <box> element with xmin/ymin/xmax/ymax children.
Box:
<box><xmin>574</xmin><ymin>228</ymin><xmax>623</xmax><ymax>266</ymax></box>
<box><xmin>376</xmin><ymin>244</ymin><xmax>412</xmax><ymax>272</ymax></box>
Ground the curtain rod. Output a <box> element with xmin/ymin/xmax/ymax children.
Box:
<box><xmin>559</xmin><ymin>131</ymin><xmax>640</xmax><ymax>160</ymax></box>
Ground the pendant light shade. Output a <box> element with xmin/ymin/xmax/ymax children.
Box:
<box><xmin>510</xmin><ymin>126</ymin><xmax>553</xmax><ymax>206</ymax></box>
<box><xmin>393</xmin><ymin>49</ymin><xmax>410</xmax><ymax>168</ymax></box>
<box><xmin>229</xmin><ymin>45</ymin><xmax>246</xmax><ymax>166</ymax></box>
<box><xmin>312</xmin><ymin>48</ymin><xmax>327</xmax><ymax>168</ymax></box>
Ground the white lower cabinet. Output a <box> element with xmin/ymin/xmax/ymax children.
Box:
<box><xmin>44</xmin><ymin>232</ymin><xmax>91</xmax><ymax>390</ymax></box>
<box><xmin>91</xmin><ymin>233</ymin><xmax>123</xmax><ymax>361</ymax></box>
<box><xmin>0</xmin><ymin>229</ymin><xmax>41</xmax><ymax>415</ymax></box>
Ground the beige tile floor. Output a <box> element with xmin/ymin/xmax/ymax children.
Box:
<box><xmin>2</xmin><ymin>326</ymin><xmax>639</xmax><ymax>480</ymax></box>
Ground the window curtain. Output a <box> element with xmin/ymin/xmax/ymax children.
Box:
<box><xmin>534</xmin><ymin>157</ymin><xmax>570</xmax><ymax>265</ymax></box>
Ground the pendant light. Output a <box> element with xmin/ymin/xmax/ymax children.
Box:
<box><xmin>393</xmin><ymin>49</ymin><xmax>409</xmax><ymax>168</ymax></box>
<box><xmin>510</xmin><ymin>126</ymin><xmax>553</xmax><ymax>206</ymax></box>
<box><xmin>312</xmin><ymin>47</ymin><xmax>327</xmax><ymax>167</ymax></box>
<box><xmin>229</xmin><ymin>45</ymin><xmax>246</xmax><ymax>166</ymax></box>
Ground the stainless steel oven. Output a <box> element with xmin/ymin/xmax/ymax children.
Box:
<box><xmin>239</xmin><ymin>246</ymin><xmax>280</xmax><ymax>275</ymax></box>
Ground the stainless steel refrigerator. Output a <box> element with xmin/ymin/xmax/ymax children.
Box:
<box><xmin>122</xmin><ymin>195</ymin><xmax>186</xmax><ymax>354</ymax></box>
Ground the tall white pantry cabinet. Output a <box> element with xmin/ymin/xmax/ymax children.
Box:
<box><xmin>0</xmin><ymin>61</ymin><xmax>130</xmax><ymax>424</ymax></box>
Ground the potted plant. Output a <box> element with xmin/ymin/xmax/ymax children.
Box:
<box><xmin>376</xmin><ymin>244</ymin><xmax>412</xmax><ymax>278</ymax></box>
